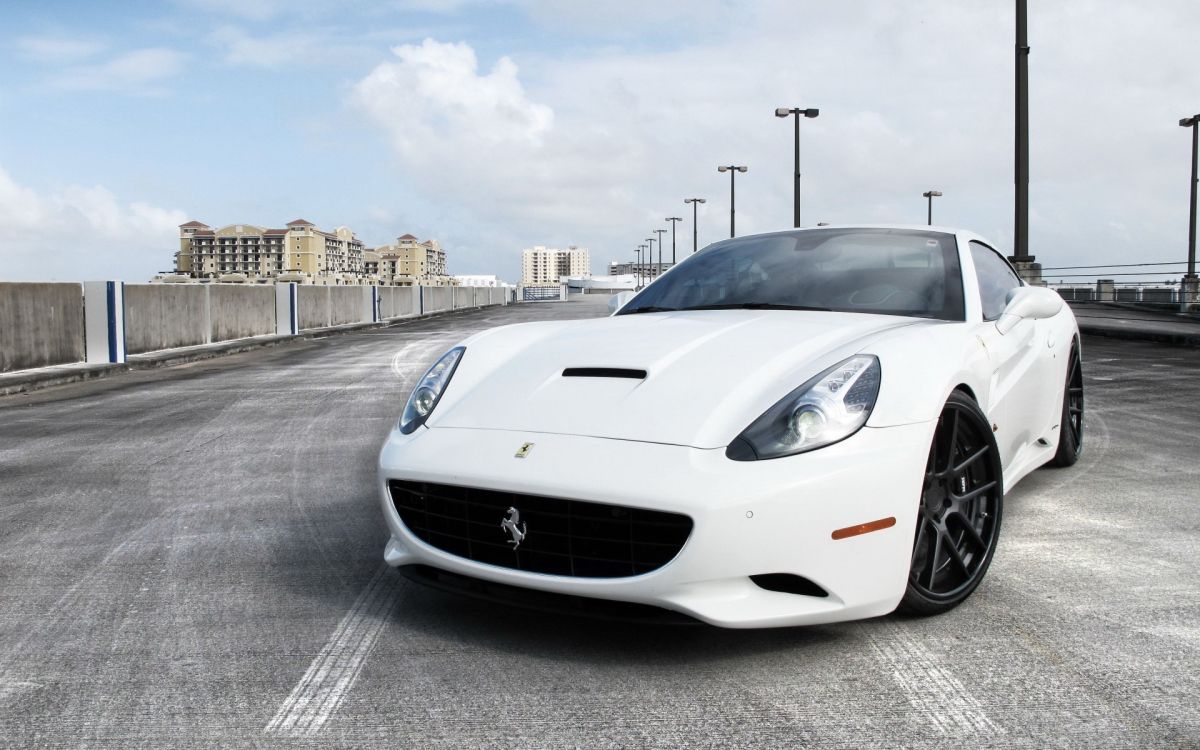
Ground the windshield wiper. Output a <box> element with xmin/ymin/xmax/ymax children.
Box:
<box><xmin>620</xmin><ymin>306</ymin><xmax>679</xmax><ymax>314</ymax></box>
<box><xmin>679</xmin><ymin>302</ymin><xmax>833</xmax><ymax>312</ymax></box>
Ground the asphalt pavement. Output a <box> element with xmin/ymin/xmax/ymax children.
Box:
<box><xmin>1071</xmin><ymin>302</ymin><xmax>1200</xmax><ymax>346</ymax></box>
<box><xmin>0</xmin><ymin>296</ymin><xmax>1197</xmax><ymax>749</ymax></box>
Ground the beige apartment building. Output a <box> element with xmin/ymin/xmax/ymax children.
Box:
<box><xmin>365</xmin><ymin>234</ymin><xmax>454</xmax><ymax>286</ymax></box>
<box><xmin>175</xmin><ymin>219</ymin><xmax>365</xmax><ymax>284</ymax></box>
<box><xmin>522</xmin><ymin>245</ymin><xmax>590</xmax><ymax>286</ymax></box>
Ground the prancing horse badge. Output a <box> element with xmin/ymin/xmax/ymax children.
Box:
<box><xmin>514</xmin><ymin>442</ymin><xmax>534</xmax><ymax>459</ymax></box>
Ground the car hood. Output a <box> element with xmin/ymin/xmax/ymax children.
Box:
<box><xmin>430</xmin><ymin>310</ymin><xmax>926</xmax><ymax>449</ymax></box>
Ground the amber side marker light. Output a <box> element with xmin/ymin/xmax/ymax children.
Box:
<box><xmin>831</xmin><ymin>516</ymin><xmax>897</xmax><ymax>540</ymax></box>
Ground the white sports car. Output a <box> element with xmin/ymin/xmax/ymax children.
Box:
<box><xmin>378</xmin><ymin>225</ymin><xmax>1082</xmax><ymax>627</ymax></box>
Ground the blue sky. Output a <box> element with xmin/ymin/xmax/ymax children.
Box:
<box><xmin>2</xmin><ymin>1</ymin><xmax>1198</xmax><ymax>283</ymax></box>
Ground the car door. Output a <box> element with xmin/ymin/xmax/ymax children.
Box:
<box><xmin>969</xmin><ymin>242</ymin><xmax>1056</xmax><ymax>471</ymax></box>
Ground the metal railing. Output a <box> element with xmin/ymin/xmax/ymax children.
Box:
<box><xmin>1042</xmin><ymin>261</ymin><xmax>1196</xmax><ymax>313</ymax></box>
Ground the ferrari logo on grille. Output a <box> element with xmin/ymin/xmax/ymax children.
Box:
<box><xmin>514</xmin><ymin>442</ymin><xmax>534</xmax><ymax>458</ymax></box>
<box><xmin>501</xmin><ymin>507</ymin><xmax>527</xmax><ymax>549</ymax></box>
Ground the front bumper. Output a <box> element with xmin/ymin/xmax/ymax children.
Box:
<box><xmin>378</xmin><ymin>421</ymin><xmax>934</xmax><ymax>628</ymax></box>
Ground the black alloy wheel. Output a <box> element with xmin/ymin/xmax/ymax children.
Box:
<box><xmin>899</xmin><ymin>391</ymin><xmax>1003</xmax><ymax>616</ymax></box>
<box><xmin>1049</xmin><ymin>342</ymin><xmax>1084</xmax><ymax>467</ymax></box>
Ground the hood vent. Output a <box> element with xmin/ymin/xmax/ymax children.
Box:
<box><xmin>562</xmin><ymin>367</ymin><xmax>647</xmax><ymax>380</ymax></box>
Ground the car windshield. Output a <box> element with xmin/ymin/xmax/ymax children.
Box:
<box><xmin>618</xmin><ymin>228</ymin><xmax>965</xmax><ymax>321</ymax></box>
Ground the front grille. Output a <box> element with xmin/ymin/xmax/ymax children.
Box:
<box><xmin>389</xmin><ymin>480</ymin><xmax>692</xmax><ymax>578</ymax></box>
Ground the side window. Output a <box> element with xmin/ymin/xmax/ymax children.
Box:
<box><xmin>970</xmin><ymin>241</ymin><xmax>1021</xmax><ymax>320</ymax></box>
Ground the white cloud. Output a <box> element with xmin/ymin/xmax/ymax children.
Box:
<box><xmin>0</xmin><ymin>166</ymin><xmax>187</xmax><ymax>282</ymax></box>
<box><xmin>206</xmin><ymin>25</ymin><xmax>387</xmax><ymax>69</ymax></box>
<box><xmin>174</xmin><ymin>0</ymin><xmax>289</xmax><ymax>21</ymax></box>
<box><xmin>48</xmin><ymin>48</ymin><xmax>187</xmax><ymax>94</ymax></box>
<box><xmin>351</xmin><ymin>38</ymin><xmax>644</xmax><ymax>256</ymax></box>
<box><xmin>15</xmin><ymin>34</ymin><xmax>107</xmax><ymax>64</ymax></box>
<box><xmin>355</xmin><ymin>39</ymin><xmax>553</xmax><ymax>154</ymax></box>
<box><xmin>349</xmin><ymin>2</ymin><xmax>1200</xmax><ymax>279</ymax></box>
<box><xmin>207</xmin><ymin>26</ymin><xmax>310</xmax><ymax>67</ymax></box>
<box><xmin>516</xmin><ymin>0</ymin><xmax>740</xmax><ymax>34</ymax></box>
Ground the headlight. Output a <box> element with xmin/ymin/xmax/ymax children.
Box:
<box><xmin>399</xmin><ymin>346</ymin><xmax>465</xmax><ymax>434</ymax></box>
<box><xmin>726</xmin><ymin>354</ymin><xmax>881</xmax><ymax>460</ymax></box>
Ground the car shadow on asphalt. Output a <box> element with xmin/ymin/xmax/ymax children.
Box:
<box><xmin>388</xmin><ymin>578</ymin><xmax>855</xmax><ymax>665</ymax></box>
<box><xmin>267</xmin><ymin>491</ymin><xmax>858</xmax><ymax>665</ymax></box>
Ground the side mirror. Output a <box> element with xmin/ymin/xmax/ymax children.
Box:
<box><xmin>996</xmin><ymin>286</ymin><xmax>1063</xmax><ymax>334</ymax></box>
<box><xmin>608</xmin><ymin>291</ymin><xmax>635</xmax><ymax>315</ymax></box>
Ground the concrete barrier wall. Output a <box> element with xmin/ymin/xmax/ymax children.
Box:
<box><xmin>1</xmin><ymin>281</ymin><xmax>514</xmax><ymax>374</ymax></box>
<box><xmin>0</xmin><ymin>283</ymin><xmax>85</xmax><ymax>372</ymax></box>
<box><xmin>402</xmin><ymin>287</ymin><xmax>420</xmax><ymax>317</ymax></box>
<box><xmin>424</xmin><ymin>286</ymin><xmax>452</xmax><ymax>313</ymax></box>
<box><xmin>453</xmin><ymin>287</ymin><xmax>475</xmax><ymax>310</ymax></box>
<box><xmin>209</xmin><ymin>285</ymin><xmax>275</xmax><ymax>343</ymax></box>
<box><xmin>297</xmin><ymin>286</ymin><xmax>329</xmax><ymax>330</ymax></box>
<box><xmin>377</xmin><ymin>287</ymin><xmax>394</xmax><ymax>319</ymax></box>
<box><xmin>381</xmin><ymin>287</ymin><xmax>419</xmax><ymax>319</ymax></box>
<box><xmin>329</xmin><ymin>286</ymin><xmax>363</xmax><ymax>326</ymax></box>
<box><xmin>124</xmin><ymin>284</ymin><xmax>208</xmax><ymax>355</ymax></box>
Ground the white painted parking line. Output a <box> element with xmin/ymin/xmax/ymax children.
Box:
<box><xmin>863</xmin><ymin>619</ymin><xmax>1002</xmax><ymax>736</ymax></box>
<box><xmin>265</xmin><ymin>564</ymin><xmax>402</xmax><ymax>738</ymax></box>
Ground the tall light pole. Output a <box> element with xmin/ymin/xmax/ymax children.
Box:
<box><xmin>775</xmin><ymin>107</ymin><xmax>819</xmax><ymax>227</ymax></box>
<box><xmin>1181</xmin><ymin>115</ymin><xmax>1200</xmax><ymax>292</ymax></box>
<box><xmin>653</xmin><ymin>229</ymin><xmax>666</xmax><ymax>273</ymax></box>
<box><xmin>1014</xmin><ymin>0</ymin><xmax>1031</xmax><ymax>263</ymax></box>
<box><xmin>645</xmin><ymin>238</ymin><xmax>656</xmax><ymax>281</ymax></box>
<box><xmin>922</xmin><ymin>190</ymin><xmax>943</xmax><ymax>225</ymax></box>
<box><xmin>717</xmin><ymin>165</ymin><xmax>748</xmax><ymax>238</ymax></box>
<box><xmin>684</xmin><ymin>198</ymin><xmax>706</xmax><ymax>253</ymax></box>
<box><xmin>666</xmin><ymin>217</ymin><xmax>683</xmax><ymax>265</ymax></box>
<box><xmin>636</xmin><ymin>245</ymin><xmax>646</xmax><ymax>288</ymax></box>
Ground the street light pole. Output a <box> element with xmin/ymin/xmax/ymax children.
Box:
<box><xmin>1014</xmin><ymin>0</ymin><xmax>1031</xmax><ymax>263</ymax></box>
<box><xmin>684</xmin><ymin>198</ymin><xmax>706</xmax><ymax>253</ymax></box>
<box><xmin>645</xmin><ymin>238</ymin><xmax>656</xmax><ymax>281</ymax></box>
<box><xmin>775</xmin><ymin>107</ymin><xmax>819</xmax><ymax>227</ymax></box>
<box><xmin>653</xmin><ymin>229</ymin><xmax>666</xmax><ymax>273</ymax></box>
<box><xmin>636</xmin><ymin>245</ymin><xmax>645</xmax><ymax>288</ymax></box>
<box><xmin>1181</xmin><ymin>115</ymin><xmax>1200</xmax><ymax>287</ymax></box>
<box><xmin>717</xmin><ymin>165</ymin><xmax>748</xmax><ymax>237</ymax></box>
<box><xmin>922</xmin><ymin>190</ymin><xmax>943</xmax><ymax>225</ymax></box>
<box><xmin>666</xmin><ymin>217</ymin><xmax>683</xmax><ymax>265</ymax></box>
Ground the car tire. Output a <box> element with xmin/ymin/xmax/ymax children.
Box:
<box><xmin>898</xmin><ymin>391</ymin><xmax>1004</xmax><ymax>617</ymax></box>
<box><xmin>1048</xmin><ymin>341</ymin><xmax>1084</xmax><ymax>468</ymax></box>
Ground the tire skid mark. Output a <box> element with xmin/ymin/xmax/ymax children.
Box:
<box><xmin>264</xmin><ymin>564</ymin><xmax>403</xmax><ymax>738</ymax></box>
<box><xmin>1</xmin><ymin>520</ymin><xmax>160</xmax><ymax>660</ymax></box>
<box><xmin>861</xmin><ymin>619</ymin><xmax>1002</xmax><ymax>736</ymax></box>
<box><xmin>0</xmin><ymin>519</ymin><xmax>163</xmax><ymax>706</ymax></box>
<box><xmin>390</xmin><ymin>335</ymin><xmax>461</xmax><ymax>384</ymax></box>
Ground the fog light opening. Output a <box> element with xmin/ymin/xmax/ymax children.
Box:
<box><xmin>749</xmin><ymin>573</ymin><xmax>829</xmax><ymax>598</ymax></box>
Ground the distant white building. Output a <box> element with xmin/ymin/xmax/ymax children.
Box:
<box><xmin>454</xmin><ymin>274</ymin><xmax>510</xmax><ymax>287</ymax></box>
<box><xmin>522</xmin><ymin>245</ymin><xmax>590</xmax><ymax>285</ymax></box>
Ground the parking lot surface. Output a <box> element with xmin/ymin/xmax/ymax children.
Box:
<box><xmin>0</xmin><ymin>296</ymin><xmax>1196</xmax><ymax>749</ymax></box>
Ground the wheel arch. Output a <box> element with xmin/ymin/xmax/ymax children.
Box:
<box><xmin>951</xmin><ymin>383</ymin><xmax>978</xmax><ymax>403</ymax></box>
